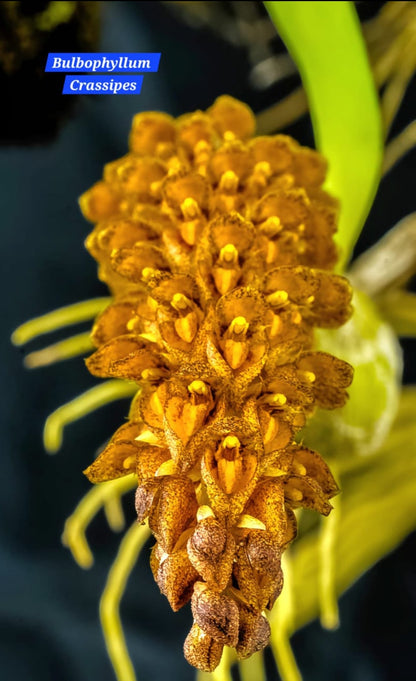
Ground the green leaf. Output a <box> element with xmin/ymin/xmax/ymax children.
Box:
<box><xmin>377</xmin><ymin>289</ymin><xmax>416</xmax><ymax>338</ymax></box>
<box><xmin>269</xmin><ymin>386</ymin><xmax>416</xmax><ymax>635</ymax></box>
<box><xmin>302</xmin><ymin>289</ymin><xmax>403</xmax><ymax>461</ymax></box>
<box><xmin>264</xmin><ymin>1</ymin><xmax>383</xmax><ymax>270</ymax></box>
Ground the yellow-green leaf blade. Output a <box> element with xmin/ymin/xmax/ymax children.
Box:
<box><xmin>264</xmin><ymin>1</ymin><xmax>383</xmax><ymax>270</ymax></box>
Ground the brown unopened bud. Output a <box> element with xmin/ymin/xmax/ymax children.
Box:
<box><xmin>149</xmin><ymin>542</ymin><xmax>163</xmax><ymax>580</ymax></box>
<box><xmin>183</xmin><ymin>622</ymin><xmax>223</xmax><ymax>672</ymax></box>
<box><xmin>187</xmin><ymin>517</ymin><xmax>235</xmax><ymax>590</ymax></box>
<box><xmin>190</xmin><ymin>517</ymin><xmax>227</xmax><ymax>557</ymax></box>
<box><xmin>246</xmin><ymin>530</ymin><xmax>282</xmax><ymax>577</ymax></box>
<box><xmin>236</xmin><ymin>605</ymin><xmax>271</xmax><ymax>659</ymax></box>
<box><xmin>191</xmin><ymin>583</ymin><xmax>239</xmax><ymax>646</ymax></box>
<box><xmin>149</xmin><ymin>476</ymin><xmax>198</xmax><ymax>552</ymax></box>
<box><xmin>234</xmin><ymin>539</ymin><xmax>283</xmax><ymax>611</ymax></box>
<box><xmin>244</xmin><ymin>479</ymin><xmax>287</xmax><ymax>541</ymax></box>
<box><xmin>156</xmin><ymin>546</ymin><xmax>199</xmax><ymax>611</ymax></box>
<box><xmin>135</xmin><ymin>479</ymin><xmax>161</xmax><ymax>523</ymax></box>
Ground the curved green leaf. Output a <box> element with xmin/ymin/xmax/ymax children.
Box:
<box><xmin>264</xmin><ymin>1</ymin><xmax>383</xmax><ymax>270</ymax></box>
<box><xmin>270</xmin><ymin>387</ymin><xmax>416</xmax><ymax>634</ymax></box>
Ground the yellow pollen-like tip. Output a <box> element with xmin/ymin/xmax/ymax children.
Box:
<box><xmin>197</xmin><ymin>505</ymin><xmax>215</xmax><ymax>522</ymax></box>
<box><xmin>96</xmin><ymin>227</ymin><xmax>111</xmax><ymax>248</ymax></box>
<box><xmin>147</xmin><ymin>296</ymin><xmax>158</xmax><ymax>311</ymax></box>
<box><xmin>126</xmin><ymin>317</ymin><xmax>140</xmax><ymax>332</ymax></box>
<box><xmin>171</xmin><ymin>293</ymin><xmax>191</xmax><ymax>311</ymax></box>
<box><xmin>181</xmin><ymin>197</ymin><xmax>200</xmax><ymax>220</ymax></box>
<box><xmin>271</xmin><ymin>393</ymin><xmax>287</xmax><ymax>407</ymax></box>
<box><xmin>135</xmin><ymin>430</ymin><xmax>160</xmax><ymax>446</ymax></box>
<box><xmin>298</xmin><ymin>223</ymin><xmax>306</xmax><ymax>233</ymax></box>
<box><xmin>150</xmin><ymin>180</ymin><xmax>162</xmax><ymax>196</ymax></box>
<box><xmin>286</xmin><ymin>487</ymin><xmax>303</xmax><ymax>502</ymax></box>
<box><xmin>302</xmin><ymin>371</ymin><xmax>316</xmax><ymax>383</ymax></box>
<box><xmin>155</xmin><ymin>459</ymin><xmax>176</xmax><ymax>476</ymax></box>
<box><xmin>138</xmin><ymin>332</ymin><xmax>158</xmax><ymax>343</ymax></box>
<box><xmin>141</xmin><ymin>368</ymin><xmax>160</xmax><ymax>381</ymax></box>
<box><xmin>223</xmin><ymin>130</ymin><xmax>236</xmax><ymax>141</ymax></box>
<box><xmin>119</xmin><ymin>199</ymin><xmax>129</xmax><ymax>213</ymax></box>
<box><xmin>156</xmin><ymin>141</ymin><xmax>173</xmax><ymax>156</ymax></box>
<box><xmin>237</xmin><ymin>514</ymin><xmax>266</xmax><ymax>531</ymax></box>
<box><xmin>219</xmin><ymin>243</ymin><xmax>239</xmax><ymax>265</ymax></box>
<box><xmin>167</xmin><ymin>157</ymin><xmax>182</xmax><ymax>173</ymax></box>
<box><xmin>188</xmin><ymin>380</ymin><xmax>209</xmax><ymax>396</ymax></box>
<box><xmin>262</xmin><ymin>216</ymin><xmax>282</xmax><ymax>236</ymax></box>
<box><xmin>141</xmin><ymin>267</ymin><xmax>157</xmax><ymax>282</ymax></box>
<box><xmin>293</xmin><ymin>461</ymin><xmax>307</xmax><ymax>476</ymax></box>
<box><xmin>219</xmin><ymin>170</ymin><xmax>239</xmax><ymax>192</ymax></box>
<box><xmin>229</xmin><ymin>316</ymin><xmax>249</xmax><ymax>335</ymax></box>
<box><xmin>222</xmin><ymin>435</ymin><xmax>240</xmax><ymax>449</ymax></box>
<box><xmin>307</xmin><ymin>295</ymin><xmax>315</xmax><ymax>304</ymax></box>
<box><xmin>194</xmin><ymin>139</ymin><xmax>210</xmax><ymax>154</ymax></box>
<box><xmin>122</xmin><ymin>455</ymin><xmax>136</xmax><ymax>469</ymax></box>
<box><xmin>116</xmin><ymin>163</ymin><xmax>129</xmax><ymax>179</ymax></box>
<box><xmin>292</xmin><ymin>311</ymin><xmax>302</xmax><ymax>324</ymax></box>
<box><xmin>254</xmin><ymin>161</ymin><xmax>272</xmax><ymax>178</ymax></box>
<box><xmin>267</xmin><ymin>290</ymin><xmax>289</xmax><ymax>307</ymax></box>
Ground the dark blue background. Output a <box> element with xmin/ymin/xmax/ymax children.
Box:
<box><xmin>1</xmin><ymin>3</ymin><xmax>415</xmax><ymax>680</ymax></box>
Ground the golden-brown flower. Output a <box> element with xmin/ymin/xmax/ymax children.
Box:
<box><xmin>80</xmin><ymin>96</ymin><xmax>353</xmax><ymax>671</ymax></box>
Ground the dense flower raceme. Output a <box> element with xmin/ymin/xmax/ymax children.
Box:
<box><xmin>79</xmin><ymin>96</ymin><xmax>353</xmax><ymax>672</ymax></box>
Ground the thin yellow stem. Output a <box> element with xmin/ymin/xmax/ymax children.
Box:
<box><xmin>62</xmin><ymin>475</ymin><xmax>137</xmax><ymax>568</ymax></box>
<box><xmin>24</xmin><ymin>331</ymin><xmax>95</xmax><ymax>368</ymax></box>
<box><xmin>239</xmin><ymin>651</ymin><xmax>266</xmax><ymax>681</ymax></box>
<box><xmin>12</xmin><ymin>297</ymin><xmax>110</xmax><ymax>346</ymax></box>
<box><xmin>377</xmin><ymin>289</ymin><xmax>416</xmax><ymax>338</ymax></box>
<box><xmin>269</xmin><ymin>552</ymin><xmax>302</xmax><ymax>681</ymax></box>
<box><xmin>382</xmin><ymin>59</ymin><xmax>416</xmax><ymax>136</ymax></box>
<box><xmin>256</xmin><ymin>86</ymin><xmax>308</xmax><ymax>134</ymax></box>
<box><xmin>348</xmin><ymin>213</ymin><xmax>416</xmax><ymax>296</ymax></box>
<box><xmin>43</xmin><ymin>380</ymin><xmax>139</xmax><ymax>453</ymax></box>
<box><xmin>382</xmin><ymin>120</ymin><xmax>416</xmax><ymax>175</ymax></box>
<box><xmin>319</xmin><ymin>492</ymin><xmax>341</xmax><ymax>630</ymax></box>
<box><xmin>272</xmin><ymin>630</ymin><xmax>302</xmax><ymax>681</ymax></box>
<box><xmin>104</xmin><ymin>494</ymin><xmax>126</xmax><ymax>533</ymax></box>
<box><xmin>196</xmin><ymin>647</ymin><xmax>233</xmax><ymax>681</ymax></box>
<box><xmin>100</xmin><ymin>522</ymin><xmax>151</xmax><ymax>681</ymax></box>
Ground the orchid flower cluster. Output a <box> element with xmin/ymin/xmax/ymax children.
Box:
<box><xmin>77</xmin><ymin>95</ymin><xmax>353</xmax><ymax>672</ymax></box>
